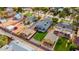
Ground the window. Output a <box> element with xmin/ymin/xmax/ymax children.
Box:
<box><xmin>47</xmin><ymin>22</ymin><xmax>48</xmax><ymax>24</ymax></box>
<box><xmin>44</xmin><ymin>24</ymin><xmax>47</xmax><ymax>26</ymax></box>
<box><xmin>63</xmin><ymin>26</ymin><xmax>65</xmax><ymax>28</ymax></box>
<box><xmin>43</xmin><ymin>28</ymin><xmax>45</xmax><ymax>30</ymax></box>
<box><xmin>38</xmin><ymin>27</ymin><xmax>41</xmax><ymax>30</ymax></box>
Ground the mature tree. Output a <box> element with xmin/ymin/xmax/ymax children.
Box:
<box><xmin>0</xmin><ymin>7</ymin><xmax>5</xmax><ymax>11</ymax></box>
<box><xmin>0</xmin><ymin>35</ymin><xmax>8</xmax><ymax>48</ymax></box>
<box><xmin>63</xmin><ymin>8</ymin><xmax>71</xmax><ymax>16</ymax></box>
<box><xmin>14</xmin><ymin>7</ymin><xmax>23</xmax><ymax>13</ymax></box>
<box><xmin>52</xmin><ymin>18</ymin><xmax>58</xmax><ymax>25</ymax></box>
<box><xmin>59</xmin><ymin>11</ymin><xmax>66</xmax><ymax>18</ymax></box>
<box><xmin>32</xmin><ymin>7</ymin><xmax>49</xmax><ymax>12</ymax></box>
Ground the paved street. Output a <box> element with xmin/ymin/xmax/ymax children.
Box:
<box><xmin>0</xmin><ymin>28</ymin><xmax>45</xmax><ymax>51</ymax></box>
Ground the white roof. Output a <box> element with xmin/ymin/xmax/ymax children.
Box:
<box><xmin>0</xmin><ymin>18</ymin><xmax>7</xmax><ymax>23</ymax></box>
<box><xmin>14</xmin><ymin>13</ymin><xmax>23</xmax><ymax>20</ymax></box>
<box><xmin>6</xmin><ymin>25</ymin><xmax>15</xmax><ymax>31</ymax></box>
<box><xmin>6</xmin><ymin>8</ymin><xmax>13</xmax><ymax>12</ymax></box>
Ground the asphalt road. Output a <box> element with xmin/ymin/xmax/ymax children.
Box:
<box><xmin>0</xmin><ymin>28</ymin><xmax>50</xmax><ymax>51</ymax></box>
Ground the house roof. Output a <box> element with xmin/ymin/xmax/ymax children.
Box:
<box><xmin>20</xmin><ymin>29</ymin><xmax>36</xmax><ymax>39</ymax></box>
<box><xmin>36</xmin><ymin>17</ymin><xmax>52</xmax><ymax>30</ymax></box>
<box><xmin>6</xmin><ymin>7</ymin><xmax>13</xmax><ymax>12</ymax></box>
<box><xmin>56</xmin><ymin>23</ymin><xmax>74</xmax><ymax>34</ymax></box>
<box><xmin>14</xmin><ymin>13</ymin><xmax>23</xmax><ymax>20</ymax></box>
<box><xmin>57</xmin><ymin>22</ymin><xmax>73</xmax><ymax>30</ymax></box>
<box><xmin>0</xmin><ymin>18</ymin><xmax>7</xmax><ymax>23</ymax></box>
<box><xmin>27</xmin><ymin>16</ymin><xmax>37</xmax><ymax>23</ymax></box>
<box><xmin>6</xmin><ymin>25</ymin><xmax>15</xmax><ymax>31</ymax></box>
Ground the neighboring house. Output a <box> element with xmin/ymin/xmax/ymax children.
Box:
<box><xmin>13</xmin><ymin>13</ymin><xmax>23</xmax><ymax>20</ymax></box>
<box><xmin>5</xmin><ymin>22</ymin><xmax>25</xmax><ymax>34</ymax></box>
<box><xmin>41</xmin><ymin>30</ymin><xmax>59</xmax><ymax>50</ymax></box>
<box><xmin>35</xmin><ymin>17</ymin><xmax>52</xmax><ymax>32</ymax></box>
<box><xmin>5</xmin><ymin>7</ymin><xmax>15</xmax><ymax>17</ymax></box>
<box><xmin>6</xmin><ymin>7</ymin><xmax>13</xmax><ymax>12</ymax></box>
<box><xmin>24</xmin><ymin>16</ymin><xmax>37</xmax><ymax>25</ymax></box>
<box><xmin>49</xmin><ymin>7</ymin><xmax>63</xmax><ymax>12</ymax></box>
<box><xmin>27</xmin><ymin>16</ymin><xmax>37</xmax><ymax>23</ymax></box>
<box><xmin>0</xmin><ymin>18</ymin><xmax>7</xmax><ymax>23</ymax></box>
<box><xmin>19</xmin><ymin>29</ymin><xmax>36</xmax><ymax>39</ymax></box>
<box><xmin>54</xmin><ymin>22</ymin><xmax>74</xmax><ymax>38</ymax></box>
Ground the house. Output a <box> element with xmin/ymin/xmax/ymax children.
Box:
<box><xmin>27</xmin><ymin>16</ymin><xmax>37</xmax><ymax>23</ymax></box>
<box><xmin>13</xmin><ymin>13</ymin><xmax>23</xmax><ymax>20</ymax></box>
<box><xmin>5</xmin><ymin>7</ymin><xmax>13</xmax><ymax>14</ymax></box>
<box><xmin>0</xmin><ymin>18</ymin><xmax>19</xmax><ymax>28</ymax></box>
<box><xmin>11</xmin><ymin>22</ymin><xmax>25</xmax><ymax>34</ymax></box>
<box><xmin>5</xmin><ymin>7</ymin><xmax>15</xmax><ymax>17</ymax></box>
<box><xmin>41</xmin><ymin>30</ymin><xmax>59</xmax><ymax>50</ymax></box>
<box><xmin>54</xmin><ymin>22</ymin><xmax>74</xmax><ymax>38</ymax></box>
<box><xmin>19</xmin><ymin>29</ymin><xmax>36</xmax><ymax>39</ymax></box>
<box><xmin>6</xmin><ymin>7</ymin><xmax>13</xmax><ymax>12</ymax></box>
<box><xmin>49</xmin><ymin>7</ymin><xmax>63</xmax><ymax>13</ymax></box>
<box><xmin>5</xmin><ymin>22</ymin><xmax>25</xmax><ymax>34</ymax></box>
<box><xmin>35</xmin><ymin>17</ymin><xmax>52</xmax><ymax>32</ymax></box>
<box><xmin>0</xmin><ymin>18</ymin><xmax>7</xmax><ymax>23</ymax></box>
<box><xmin>24</xmin><ymin>16</ymin><xmax>37</xmax><ymax>25</ymax></box>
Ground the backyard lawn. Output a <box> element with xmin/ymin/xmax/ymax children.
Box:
<box><xmin>54</xmin><ymin>37</ymin><xmax>70</xmax><ymax>51</ymax></box>
<box><xmin>34</xmin><ymin>32</ymin><xmax>47</xmax><ymax>41</ymax></box>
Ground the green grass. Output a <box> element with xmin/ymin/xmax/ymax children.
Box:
<box><xmin>54</xmin><ymin>37</ymin><xmax>70</xmax><ymax>51</ymax></box>
<box><xmin>60</xmin><ymin>19</ymin><xmax>70</xmax><ymax>23</ymax></box>
<box><xmin>25</xmin><ymin>12</ymin><xmax>32</xmax><ymax>17</ymax></box>
<box><xmin>34</xmin><ymin>32</ymin><xmax>47</xmax><ymax>41</ymax></box>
